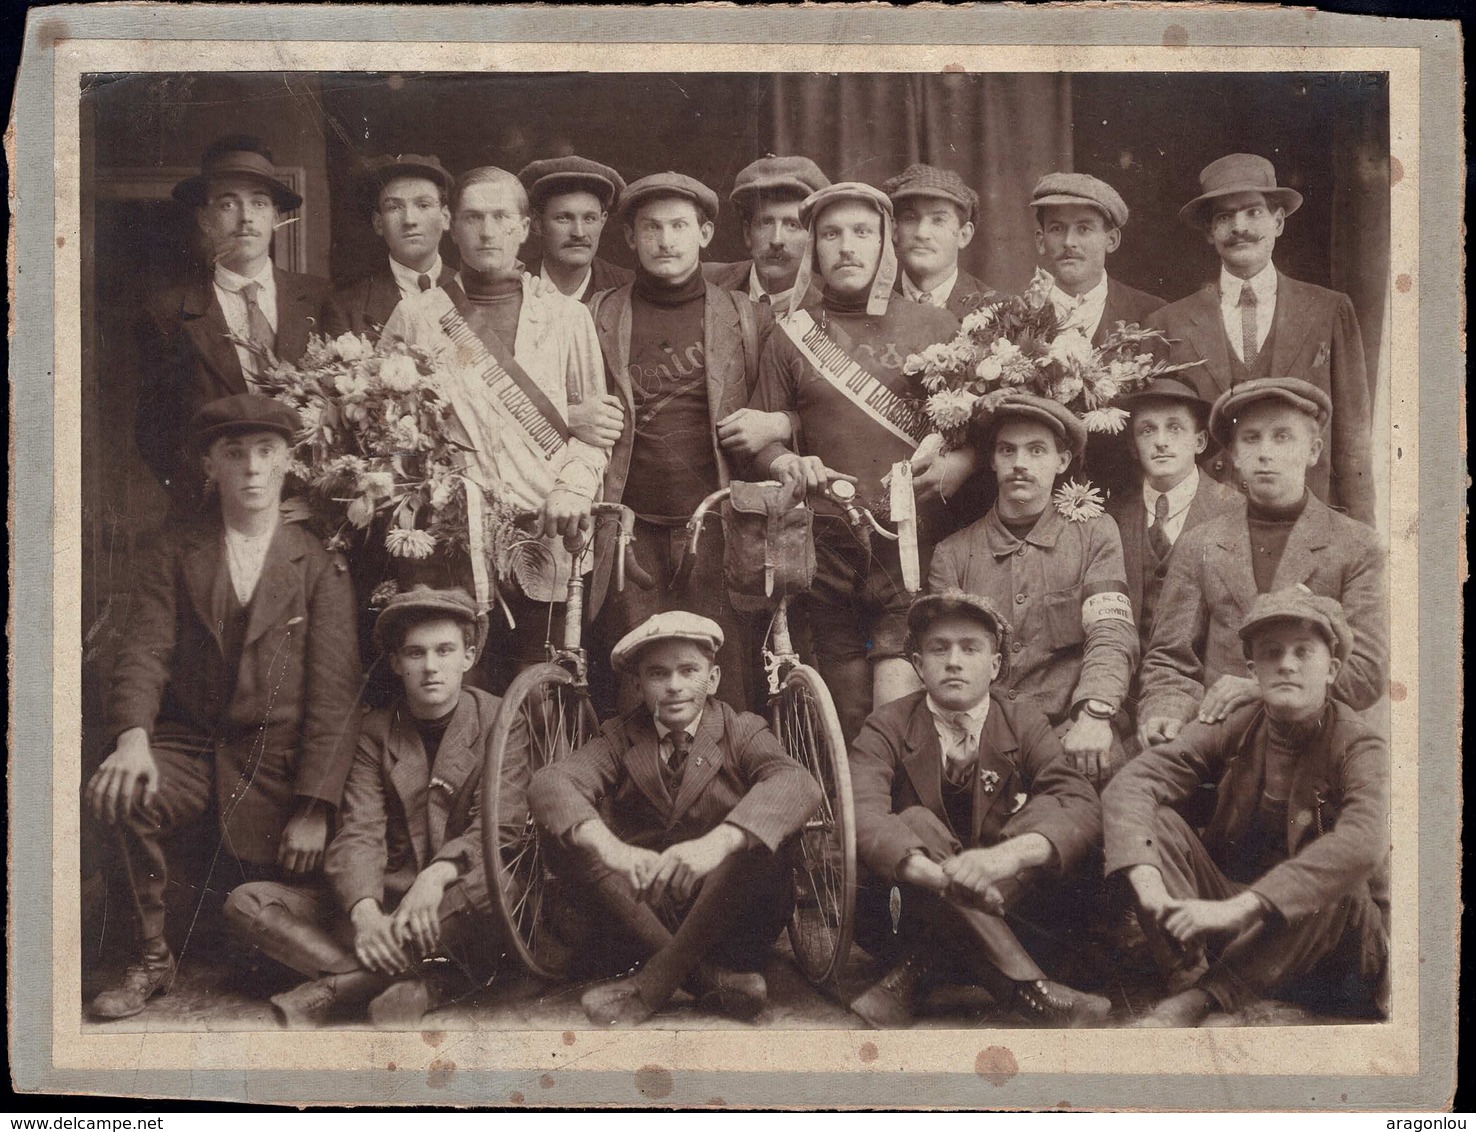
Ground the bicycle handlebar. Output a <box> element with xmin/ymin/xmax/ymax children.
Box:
<box><xmin>512</xmin><ymin>502</ymin><xmax>654</xmax><ymax>592</ymax></box>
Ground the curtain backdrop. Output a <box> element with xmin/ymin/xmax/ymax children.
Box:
<box><xmin>773</xmin><ymin>73</ymin><xmax>1073</xmax><ymax>293</ymax></box>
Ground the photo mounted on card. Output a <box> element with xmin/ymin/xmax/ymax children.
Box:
<box><xmin>9</xmin><ymin>3</ymin><xmax>1460</xmax><ymax>1111</ymax></box>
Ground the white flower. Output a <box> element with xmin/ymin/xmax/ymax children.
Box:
<box><xmin>346</xmin><ymin>495</ymin><xmax>377</xmax><ymax>529</ymax></box>
<box><xmin>960</xmin><ymin>306</ymin><xmax>997</xmax><ymax>336</ymax></box>
<box><xmin>332</xmin><ymin>332</ymin><xmax>371</xmax><ymax>362</ymax></box>
<box><xmin>926</xmin><ymin>389</ymin><xmax>979</xmax><ymax>430</ymax></box>
<box><xmin>1053</xmin><ymin>479</ymin><xmax>1107</xmax><ymax>523</ymax></box>
<box><xmin>1050</xmin><ymin>371</ymin><xmax>1085</xmax><ymax>404</ymax></box>
<box><xmin>902</xmin><ymin>351</ymin><xmax>927</xmax><ymax>377</ymax></box>
<box><xmin>429</xmin><ymin>476</ymin><xmax>457</xmax><ymax>510</ymax></box>
<box><xmin>385</xmin><ymin>526</ymin><xmax>437</xmax><ymax>559</ymax></box>
<box><xmin>1091</xmin><ymin>374</ymin><xmax>1121</xmax><ymax>404</ymax></box>
<box><xmin>975</xmin><ymin>355</ymin><xmax>1004</xmax><ymax>384</ymax></box>
<box><xmin>379</xmin><ymin>353</ymin><xmax>421</xmax><ymax>393</ymax></box>
<box><xmin>334</xmin><ymin>370</ymin><xmax>368</xmax><ymax>399</ymax></box>
<box><xmin>368</xmin><ymin>580</ymin><xmax>401</xmax><ymax>608</ymax></box>
<box><xmin>1082</xmin><ymin>407</ymin><xmax>1131</xmax><ymax>434</ymax></box>
<box><xmin>1046</xmin><ymin>329</ymin><xmax>1095</xmax><ymax>373</ymax></box>
<box><xmin>358</xmin><ymin>470</ymin><xmax>396</xmax><ymax>500</ymax></box>
<box><xmin>990</xmin><ymin>338</ymin><xmax>1024</xmax><ymax>363</ymax></box>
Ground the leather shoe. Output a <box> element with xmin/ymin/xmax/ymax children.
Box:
<box><xmin>368</xmin><ymin>978</ymin><xmax>435</xmax><ymax>1029</ymax></box>
<box><xmin>1012</xmin><ymin>978</ymin><xmax>1112</xmax><ymax>1027</ymax></box>
<box><xmin>90</xmin><ymin>947</ymin><xmax>176</xmax><ymax>1020</ymax></box>
<box><xmin>849</xmin><ymin>950</ymin><xmax>935</xmax><ymax>1029</ymax></box>
<box><xmin>697</xmin><ymin>967</ymin><xmax>767</xmax><ymax>1022</ymax></box>
<box><xmin>270</xmin><ymin>977</ymin><xmax>342</xmax><ymax>1029</ymax></box>
<box><xmin>581</xmin><ymin>976</ymin><xmax>655</xmax><ymax>1026</ymax></box>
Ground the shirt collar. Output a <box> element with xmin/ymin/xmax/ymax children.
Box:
<box><xmin>214</xmin><ymin>260</ymin><xmax>275</xmax><ymax>293</ymax></box>
<box><xmin>1142</xmin><ymin>465</ymin><xmax>1200</xmax><ymax>516</ymax></box>
<box><xmin>653</xmin><ymin>712</ymin><xmax>703</xmax><ymax>742</ymax></box>
<box><xmin>390</xmin><ymin>253</ymin><xmax>443</xmax><ymax>294</ymax></box>
<box><xmin>748</xmin><ymin>262</ymin><xmax>795</xmax><ymax>309</ymax></box>
<box><xmin>1220</xmin><ymin>261</ymin><xmax>1278</xmax><ymax>304</ymax></box>
<box><xmin>984</xmin><ymin>505</ymin><xmax>1063</xmax><ymax>556</ymax></box>
<box><xmin>1049</xmin><ymin>272</ymin><xmax>1108</xmax><ymax>314</ymax></box>
<box><xmin>540</xmin><ymin>259</ymin><xmax>593</xmax><ymax>301</ymax></box>
<box><xmin>926</xmin><ymin>695</ymin><xmax>990</xmax><ymax>730</ymax></box>
<box><xmin>902</xmin><ymin>266</ymin><xmax>959</xmax><ymax>305</ymax></box>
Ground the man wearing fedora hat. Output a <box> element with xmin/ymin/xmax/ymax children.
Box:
<box><xmin>517</xmin><ymin>155</ymin><xmax>634</xmax><ymax>304</ymax></box>
<box><xmin>321</xmin><ymin>154</ymin><xmax>457</xmax><ymax>341</ymax></box>
<box><xmin>1147</xmin><ymin>153</ymin><xmax>1374</xmax><ymax>524</ymax></box>
<box><xmin>224</xmin><ymin>586</ymin><xmax>518</xmax><ymax>1029</ymax></box>
<box><xmin>85</xmin><ymin>394</ymin><xmax>361</xmax><ymax>1020</ymax></box>
<box><xmin>135</xmin><ymin>135</ymin><xmax>332</xmax><ymax>513</ymax></box>
<box><xmin>929</xmin><ymin>393</ymin><xmax>1139</xmax><ymax>788</ymax></box>
<box><xmin>882</xmin><ymin>163</ymin><xmax>1001</xmax><ymax>319</ymax></box>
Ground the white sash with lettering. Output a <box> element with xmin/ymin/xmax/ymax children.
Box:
<box><xmin>780</xmin><ymin>309</ymin><xmax>928</xmax><ymax>448</ymax></box>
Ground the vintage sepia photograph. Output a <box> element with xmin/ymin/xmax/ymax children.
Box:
<box><xmin>11</xmin><ymin>5</ymin><xmax>1461</xmax><ymax>1110</ymax></box>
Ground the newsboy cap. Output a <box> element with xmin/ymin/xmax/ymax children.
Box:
<box><xmin>618</xmin><ymin>172</ymin><xmax>720</xmax><ymax>224</ymax></box>
<box><xmin>1208</xmin><ymin>377</ymin><xmax>1332</xmax><ymax>449</ymax></box>
<box><xmin>360</xmin><ymin>153</ymin><xmax>454</xmax><ymax>197</ymax></box>
<box><xmin>729</xmin><ymin>155</ymin><xmax>831</xmax><ymax>208</ymax></box>
<box><xmin>1238</xmin><ymin>584</ymin><xmax>1353</xmax><ymax>664</ymax></box>
<box><xmin>173</xmin><ymin>135</ymin><xmax>303</xmax><ymax>212</ymax></box>
<box><xmin>1030</xmin><ymin>172</ymin><xmax>1129</xmax><ymax>229</ymax></box>
<box><xmin>190</xmin><ymin>393</ymin><xmax>300</xmax><ymax>448</ymax></box>
<box><xmin>798</xmin><ymin>180</ymin><xmax>894</xmax><ymax>228</ymax></box>
<box><xmin>1116</xmin><ymin>374</ymin><xmax>1213</xmax><ymax>423</ymax></box>
<box><xmin>1179</xmin><ymin>153</ymin><xmax>1304</xmax><ymax>229</ymax></box>
<box><xmin>518</xmin><ymin>155</ymin><xmax>627</xmax><ymax>212</ymax></box>
<box><xmin>972</xmin><ymin>391</ymin><xmax>1088</xmax><ymax>460</ymax></box>
<box><xmin>373</xmin><ymin>585</ymin><xmax>488</xmax><ymax>654</ymax></box>
<box><xmin>881</xmin><ymin>163</ymin><xmax>980</xmax><ymax>223</ymax></box>
<box><xmin>610</xmin><ymin>611</ymin><xmax>725</xmax><ymax>675</ymax></box>
<box><xmin>905</xmin><ymin>590</ymin><xmax>1014</xmax><ymax>674</ymax></box>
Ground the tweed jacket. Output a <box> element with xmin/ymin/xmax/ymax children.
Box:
<box><xmin>1137</xmin><ymin>493</ymin><xmax>1388</xmax><ymax>726</ymax></box>
<box><xmin>702</xmin><ymin>259</ymin><xmax>825</xmax><ymax>310</ymax></box>
<box><xmin>529</xmin><ymin>699</ymin><xmax>822</xmax><ymax>855</ymax></box>
<box><xmin>928</xmin><ymin>507</ymin><xmax>1140</xmax><ymax>727</ymax></box>
<box><xmin>325</xmin><ymin>687</ymin><xmax>504</xmax><ymax>916</ymax></box>
<box><xmin>583</xmin><ymin>280</ymin><xmax>773</xmax><ymax>618</ymax></box>
<box><xmin>850</xmin><ymin>690</ymin><xmax>1101</xmax><ymax>884</ymax></box>
<box><xmin>320</xmin><ymin>260</ymin><xmax>456</xmax><ymax>341</ymax></box>
<box><xmin>526</xmin><ymin>255</ymin><xmax>635</xmax><ymax>305</ymax></box>
<box><xmin>134</xmin><ymin>267</ymin><xmax>331</xmax><ymax>506</ymax></box>
<box><xmin>104</xmin><ymin>516</ymin><xmax>362</xmax><ymax>862</ymax></box>
<box><xmin>1103</xmin><ymin>700</ymin><xmax>1389</xmax><ymax>923</ymax></box>
<box><xmin>1147</xmin><ymin>272</ymin><xmax>1374</xmax><ymax>524</ymax></box>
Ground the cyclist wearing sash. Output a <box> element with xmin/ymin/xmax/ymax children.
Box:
<box><xmin>381</xmin><ymin>167</ymin><xmax>615</xmax><ymax>683</ymax></box>
<box><xmin>748</xmin><ymin>181</ymin><xmax>978</xmax><ymax>742</ymax></box>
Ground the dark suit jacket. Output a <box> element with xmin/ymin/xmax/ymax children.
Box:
<box><xmin>849</xmin><ymin>690</ymin><xmax>1101</xmax><ymax>884</ymax></box>
<box><xmin>1103</xmin><ymin>700</ymin><xmax>1388</xmax><ymax>922</ymax></box>
<box><xmin>1138</xmin><ymin>493</ymin><xmax>1388</xmax><ymax>725</ymax></box>
<box><xmin>1093</xmin><ymin>276</ymin><xmax>1167</xmax><ymax>346</ymax></box>
<box><xmin>895</xmin><ymin>267</ymin><xmax>1001</xmax><ymax>320</ymax></box>
<box><xmin>326</xmin><ymin>687</ymin><xmax>503</xmax><ymax>916</ymax></box>
<box><xmin>1147</xmin><ymin>272</ymin><xmax>1373</xmax><ymax>523</ymax></box>
<box><xmin>320</xmin><ymin>260</ymin><xmax>455</xmax><ymax>341</ymax></box>
<box><xmin>135</xmin><ymin>267</ymin><xmax>332</xmax><ymax>508</ymax></box>
<box><xmin>702</xmin><ymin>259</ymin><xmax>825</xmax><ymax>309</ymax></box>
<box><xmin>104</xmin><ymin>516</ymin><xmax>362</xmax><ymax>862</ymax></box>
<box><xmin>528</xmin><ymin>699</ymin><xmax>821</xmax><ymax>855</ymax></box>
<box><xmin>526</xmin><ymin>255</ymin><xmax>634</xmax><ymax>305</ymax></box>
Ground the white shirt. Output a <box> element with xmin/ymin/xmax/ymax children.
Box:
<box><xmin>213</xmin><ymin>262</ymin><xmax>277</xmax><ymax>382</ymax></box>
<box><xmin>1049</xmin><ymin>273</ymin><xmax>1109</xmax><ymax>341</ymax></box>
<box><xmin>902</xmin><ymin>267</ymin><xmax>959</xmax><ymax>308</ymax></box>
<box><xmin>389</xmin><ymin>253</ymin><xmax>444</xmax><ymax>302</ymax></box>
<box><xmin>654</xmin><ymin>713</ymin><xmax>703</xmax><ymax>767</ymax></box>
<box><xmin>1219</xmin><ymin>263</ymin><xmax>1278</xmax><ymax>361</ymax></box>
<box><xmin>926</xmin><ymin>695</ymin><xmax>990</xmax><ymax>769</ymax></box>
<box><xmin>1142</xmin><ymin>466</ymin><xmax>1201</xmax><ymax>547</ymax></box>
<box><xmin>747</xmin><ymin>262</ymin><xmax>796</xmax><ymax>312</ymax></box>
<box><xmin>540</xmin><ymin>259</ymin><xmax>593</xmax><ymax>303</ymax></box>
<box><xmin>223</xmin><ymin>520</ymin><xmax>278</xmax><ymax>605</ymax></box>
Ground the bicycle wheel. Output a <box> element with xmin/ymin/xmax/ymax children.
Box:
<box><xmin>773</xmin><ymin>663</ymin><xmax>856</xmax><ymax>989</ymax></box>
<box><xmin>482</xmin><ymin>662</ymin><xmax>599</xmax><ymax>980</ymax></box>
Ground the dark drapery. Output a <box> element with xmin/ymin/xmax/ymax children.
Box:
<box><xmin>772</xmin><ymin>73</ymin><xmax>1073</xmax><ymax>293</ymax></box>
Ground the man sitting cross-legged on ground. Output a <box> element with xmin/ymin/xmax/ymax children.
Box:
<box><xmin>225</xmin><ymin>586</ymin><xmax>517</xmax><ymax>1029</ymax></box>
<box><xmin>847</xmin><ymin>590</ymin><xmax>1110</xmax><ymax>1028</ymax></box>
<box><xmin>528</xmin><ymin>612</ymin><xmax>822</xmax><ymax>1026</ymax></box>
<box><xmin>1104</xmin><ymin>586</ymin><xmax>1389</xmax><ymax>1027</ymax></box>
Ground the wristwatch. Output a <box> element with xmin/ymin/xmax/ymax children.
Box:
<box><xmin>1080</xmin><ymin>699</ymin><xmax>1114</xmax><ymax>720</ymax></box>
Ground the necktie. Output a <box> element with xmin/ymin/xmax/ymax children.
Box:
<box><xmin>417</xmin><ymin>273</ymin><xmax>433</xmax><ymax>292</ymax></box>
<box><xmin>940</xmin><ymin>715</ymin><xmax>977</xmax><ymax>787</ymax></box>
<box><xmin>239</xmin><ymin>281</ymin><xmax>275</xmax><ymax>380</ymax></box>
<box><xmin>1238</xmin><ymin>283</ymin><xmax>1259</xmax><ymax>367</ymax></box>
<box><xmin>663</xmin><ymin>730</ymin><xmax>692</xmax><ymax>793</ymax></box>
<box><xmin>916</xmin><ymin>290</ymin><xmax>935</xmax><ymax>306</ymax></box>
<box><xmin>1148</xmin><ymin>492</ymin><xmax>1172</xmax><ymax>561</ymax></box>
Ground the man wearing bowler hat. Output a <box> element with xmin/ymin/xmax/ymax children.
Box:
<box><xmin>703</xmin><ymin>154</ymin><xmax>830</xmax><ymax>311</ymax></box>
<box><xmin>135</xmin><ymin>135</ymin><xmax>332</xmax><ymax>513</ymax></box>
<box><xmin>85</xmin><ymin>394</ymin><xmax>361</xmax><ymax>1021</ymax></box>
<box><xmin>1148</xmin><ymin>154</ymin><xmax>1374</xmax><ymax>524</ymax></box>
<box><xmin>883</xmin><ymin>163</ymin><xmax>1001</xmax><ymax>319</ymax></box>
<box><xmin>321</xmin><ymin>153</ymin><xmax>457</xmax><ymax>341</ymax></box>
<box><xmin>518</xmin><ymin>155</ymin><xmax>634</xmax><ymax>304</ymax></box>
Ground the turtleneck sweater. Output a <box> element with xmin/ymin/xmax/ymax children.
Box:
<box><xmin>1246</xmin><ymin>490</ymin><xmax>1309</xmax><ymax>592</ymax></box>
<box><xmin>460</xmin><ymin>267</ymin><xmax>523</xmax><ymax>351</ymax></box>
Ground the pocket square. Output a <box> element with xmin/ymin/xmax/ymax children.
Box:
<box><xmin>1312</xmin><ymin>341</ymin><xmax>1331</xmax><ymax>368</ymax></box>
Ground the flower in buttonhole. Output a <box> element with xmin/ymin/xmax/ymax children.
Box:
<box><xmin>1053</xmin><ymin>479</ymin><xmax>1107</xmax><ymax>523</ymax></box>
<box><xmin>1082</xmin><ymin>407</ymin><xmax>1131</xmax><ymax>435</ymax></box>
<box><xmin>926</xmin><ymin>389</ymin><xmax>979</xmax><ymax>431</ymax></box>
<box><xmin>385</xmin><ymin>526</ymin><xmax>437</xmax><ymax>559</ymax></box>
<box><xmin>379</xmin><ymin>352</ymin><xmax>421</xmax><ymax>393</ymax></box>
<box><xmin>332</xmin><ymin>332</ymin><xmax>370</xmax><ymax>363</ymax></box>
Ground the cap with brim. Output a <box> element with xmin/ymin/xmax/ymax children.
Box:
<box><xmin>790</xmin><ymin>182</ymin><xmax>898</xmax><ymax>319</ymax></box>
<box><xmin>972</xmin><ymin>392</ymin><xmax>1088</xmax><ymax>460</ymax></box>
<box><xmin>730</xmin><ymin>155</ymin><xmax>830</xmax><ymax>209</ymax></box>
<box><xmin>618</xmin><ymin>172</ymin><xmax>720</xmax><ymax>224</ymax></box>
<box><xmin>906</xmin><ymin>590</ymin><xmax>1014</xmax><ymax>674</ymax></box>
<box><xmin>1238</xmin><ymin>584</ymin><xmax>1352</xmax><ymax>664</ymax></box>
<box><xmin>611</xmin><ymin>611</ymin><xmax>725</xmax><ymax>675</ymax></box>
<box><xmin>1208</xmin><ymin>377</ymin><xmax>1332</xmax><ymax>449</ymax></box>
<box><xmin>1116</xmin><ymin>375</ymin><xmax>1212</xmax><ymax>422</ymax></box>
<box><xmin>519</xmin><ymin>156</ymin><xmax>627</xmax><ymax>212</ymax></box>
<box><xmin>174</xmin><ymin>147</ymin><xmax>303</xmax><ymax>212</ymax></box>
<box><xmin>191</xmin><ymin>393</ymin><xmax>301</xmax><ymax>449</ymax></box>
<box><xmin>881</xmin><ymin>164</ymin><xmax>979</xmax><ymax>223</ymax></box>
<box><xmin>1030</xmin><ymin>172</ymin><xmax>1129</xmax><ymax>229</ymax></box>
<box><xmin>359</xmin><ymin>154</ymin><xmax>454</xmax><ymax>200</ymax></box>
<box><xmin>373</xmin><ymin>585</ymin><xmax>488</xmax><ymax>653</ymax></box>
<box><xmin>1179</xmin><ymin>153</ymin><xmax>1303</xmax><ymax>229</ymax></box>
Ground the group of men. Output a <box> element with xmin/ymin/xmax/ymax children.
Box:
<box><xmin>88</xmin><ymin>132</ymin><xmax>1388</xmax><ymax>1031</ymax></box>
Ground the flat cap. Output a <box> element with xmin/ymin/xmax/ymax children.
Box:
<box><xmin>1030</xmin><ymin>172</ymin><xmax>1129</xmax><ymax>229</ymax></box>
<box><xmin>906</xmin><ymin>590</ymin><xmax>1014</xmax><ymax>674</ymax></box>
<box><xmin>360</xmin><ymin>153</ymin><xmax>454</xmax><ymax>197</ymax></box>
<box><xmin>191</xmin><ymin>393</ymin><xmax>300</xmax><ymax>447</ymax></box>
<box><xmin>1238</xmin><ymin>583</ymin><xmax>1352</xmax><ymax>664</ymax></box>
<box><xmin>618</xmin><ymin>172</ymin><xmax>719</xmax><ymax>224</ymax></box>
<box><xmin>730</xmin><ymin>155</ymin><xmax>831</xmax><ymax>208</ymax></box>
<box><xmin>1208</xmin><ymin>377</ymin><xmax>1332</xmax><ymax>449</ymax></box>
<box><xmin>519</xmin><ymin>156</ymin><xmax>627</xmax><ymax>212</ymax></box>
<box><xmin>1180</xmin><ymin>153</ymin><xmax>1303</xmax><ymax>228</ymax></box>
<box><xmin>611</xmin><ymin>611</ymin><xmax>724</xmax><ymax>675</ymax></box>
<box><xmin>881</xmin><ymin>163</ymin><xmax>979</xmax><ymax>222</ymax></box>
<box><xmin>373</xmin><ymin>585</ymin><xmax>488</xmax><ymax>653</ymax></box>
<box><xmin>1116</xmin><ymin>374</ymin><xmax>1212</xmax><ymax>422</ymax></box>
<box><xmin>972</xmin><ymin>391</ymin><xmax>1088</xmax><ymax>460</ymax></box>
<box><xmin>173</xmin><ymin>135</ymin><xmax>302</xmax><ymax>212</ymax></box>
<box><xmin>799</xmin><ymin>180</ymin><xmax>894</xmax><ymax>228</ymax></box>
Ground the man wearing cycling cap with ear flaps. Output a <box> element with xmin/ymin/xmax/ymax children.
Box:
<box><xmin>746</xmin><ymin>181</ymin><xmax>982</xmax><ymax>743</ymax></box>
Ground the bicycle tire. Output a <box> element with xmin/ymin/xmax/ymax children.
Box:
<box><xmin>482</xmin><ymin>662</ymin><xmax>598</xmax><ymax>980</ymax></box>
<box><xmin>774</xmin><ymin>664</ymin><xmax>857</xmax><ymax>990</ymax></box>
